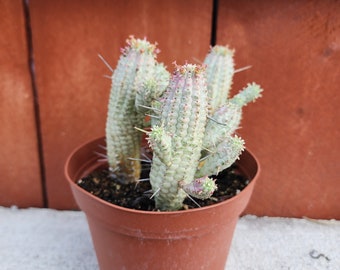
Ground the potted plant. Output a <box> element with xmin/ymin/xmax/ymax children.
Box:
<box><xmin>65</xmin><ymin>36</ymin><xmax>262</xmax><ymax>270</ymax></box>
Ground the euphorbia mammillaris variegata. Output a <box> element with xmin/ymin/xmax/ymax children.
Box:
<box><xmin>148</xmin><ymin>65</ymin><xmax>217</xmax><ymax>210</ymax></box>
<box><xmin>106</xmin><ymin>37</ymin><xmax>169</xmax><ymax>183</ymax></box>
<box><xmin>105</xmin><ymin>36</ymin><xmax>263</xmax><ymax>211</ymax></box>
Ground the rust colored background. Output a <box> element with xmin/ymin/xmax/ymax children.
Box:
<box><xmin>0</xmin><ymin>0</ymin><xmax>43</xmax><ymax>207</ymax></box>
<box><xmin>217</xmin><ymin>0</ymin><xmax>340</xmax><ymax>218</ymax></box>
<box><xmin>0</xmin><ymin>0</ymin><xmax>339</xmax><ymax>219</ymax></box>
<box><xmin>28</xmin><ymin>0</ymin><xmax>213</xmax><ymax>209</ymax></box>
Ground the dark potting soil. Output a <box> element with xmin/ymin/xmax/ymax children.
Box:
<box><xmin>77</xmin><ymin>163</ymin><xmax>250</xmax><ymax>211</ymax></box>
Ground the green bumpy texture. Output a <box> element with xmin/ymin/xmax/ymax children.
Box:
<box><xmin>105</xmin><ymin>38</ymin><xmax>263</xmax><ymax>210</ymax></box>
<box><xmin>147</xmin><ymin>46</ymin><xmax>263</xmax><ymax>210</ymax></box>
<box><xmin>148</xmin><ymin>64</ymin><xmax>211</xmax><ymax>211</ymax></box>
<box><xmin>106</xmin><ymin>36</ymin><xmax>168</xmax><ymax>183</ymax></box>
<box><xmin>204</xmin><ymin>45</ymin><xmax>235</xmax><ymax>112</ymax></box>
<box><xmin>197</xmin><ymin>45</ymin><xmax>263</xmax><ymax>179</ymax></box>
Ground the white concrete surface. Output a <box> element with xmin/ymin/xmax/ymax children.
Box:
<box><xmin>0</xmin><ymin>206</ymin><xmax>339</xmax><ymax>270</ymax></box>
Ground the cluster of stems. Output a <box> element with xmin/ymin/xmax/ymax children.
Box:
<box><xmin>105</xmin><ymin>36</ymin><xmax>262</xmax><ymax>211</ymax></box>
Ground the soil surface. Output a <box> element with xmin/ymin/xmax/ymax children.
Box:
<box><xmin>77</xmin><ymin>163</ymin><xmax>250</xmax><ymax>211</ymax></box>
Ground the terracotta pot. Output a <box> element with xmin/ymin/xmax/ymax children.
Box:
<box><xmin>65</xmin><ymin>136</ymin><xmax>260</xmax><ymax>270</ymax></box>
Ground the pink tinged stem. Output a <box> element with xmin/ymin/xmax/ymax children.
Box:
<box><xmin>181</xmin><ymin>176</ymin><xmax>217</xmax><ymax>200</ymax></box>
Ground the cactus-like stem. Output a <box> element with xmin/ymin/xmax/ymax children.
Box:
<box><xmin>181</xmin><ymin>176</ymin><xmax>217</xmax><ymax>200</ymax></box>
<box><xmin>148</xmin><ymin>64</ymin><xmax>209</xmax><ymax>211</ymax></box>
<box><xmin>204</xmin><ymin>45</ymin><xmax>235</xmax><ymax>112</ymax></box>
<box><xmin>203</xmin><ymin>102</ymin><xmax>242</xmax><ymax>150</ymax></box>
<box><xmin>202</xmin><ymin>83</ymin><xmax>262</xmax><ymax>156</ymax></box>
<box><xmin>135</xmin><ymin>63</ymin><xmax>170</xmax><ymax>114</ymax></box>
<box><xmin>195</xmin><ymin>135</ymin><xmax>245</xmax><ymax>178</ymax></box>
<box><xmin>106</xmin><ymin>36</ymin><xmax>160</xmax><ymax>183</ymax></box>
<box><xmin>229</xmin><ymin>82</ymin><xmax>263</xmax><ymax>108</ymax></box>
<box><xmin>147</xmin><ymin>125</ymin><xmax>172</xmax><ymax>166</ymax></box>
<box><xmin>104</xmin><ymin>37</ymin><xmax>263</xmax><ymax>210</ymax></box>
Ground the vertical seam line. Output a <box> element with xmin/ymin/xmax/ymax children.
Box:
<box><xmin>23</xmin><ymin>0</ymin><xmax>48</xmax><ymax>207</ymax></box>
<box><xmin>210</xmin><ymin>0</ymin><xmax>219</xmax><ymax>46</ymax></box>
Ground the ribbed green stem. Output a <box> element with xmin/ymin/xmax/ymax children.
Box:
<box><xmin>106</xmin><ymin>37</ymin><xmax>159</xmax><ymax>183</ymax></box>
<box><xmin>204</xmin><ymin>45</ymin><xmax>235</xmax><ymax>112</ymax></box>
<box><xmin>149</xmin><ymin>64</ymin><xmax>209</xmax><ymax>210</ymax></box>
<box><xmin>203</xmin><ymin>102</ymin><xmax>241</xmax><ymax>150</ymax></box>
<box><xmin>104</xmin><ymin>37</ymin><xmax>263</xmax><ymax>211</ymax></box>
<box><xmin>230</xmin><ymin>82</ymin><xmax>263</xmax><ymax>107</ymax></box>
<box><xmin>195</xmin><ymin>135</ymin><xmax>245</xmax><ymax>178</ymax></box>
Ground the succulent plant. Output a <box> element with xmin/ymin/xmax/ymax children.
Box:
<box><xmin>105</xmin><ymin>37</ymin><xmax>263</xmax><ymax>211</ymax></box>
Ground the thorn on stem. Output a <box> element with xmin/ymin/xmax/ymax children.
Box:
<box><xmin>235</xmin><ymin>65</ymin><xmax>252</xmax><ymax>73</ymax></box>
<box><xmin>138</xmin><ymin>104</ymin><xmax>161</xmax><ymax>112</ymax></box>
<box><xmin>98</xmin><ymin>144</ymin><xmax>107</xmax><ymax>150</ymax></box>
<box><xmin>134</xmin><ymin>178</ymin><xmax>150</xmax><ymax>189</ymax></box>
<box><xmin>96</xmin><ymin>159</ymin><xmax>108</xmax><ymax>163</ymax></box>
<box><xmin>207</xmin><ymin>116</ymin><xmax>227</xmax><ymax>126</ymax></box>
<box><xmin>146</xmin><ymin>114</ymin><xmax>160</xmax><ymax>119</ymax></box>
<box><xmin>134</xmin><ymin>127</ymin><xmax>150</xmax><ymax>134</ymax></box>
<box><xmin>98</xmin><ymin>54</ymin><xmax>114</xmax><ymax>73</ymax></box>
<box><xmin>138</xmin><ymin>178</ymin><xmax>150</xmax><ymax>182</ymax></box>
<box><xmin>94</xmin><ymin>151</ymin><xmax>108</xmax><ymax>159</ymax></box>
<box><xmin>141</xmin><ymin>153</ymin><xmax>152</xmax><ymax>162</ymax></box>
<box><xmin>185</xmin><ymin>194</ymin><xmax>201</xmax><ymax>208</ymax></box>
<box><xmin>150</xmin><ymin>187</ymin><xmax>161</xmax><ymax>199</ymax></box>
<box><xmin>127</xmin><ymin>157</ymin><xmax>151</xmax><ymax>163</ymax></box>
<box><xmin>201</xmin><ymin>147</ymin><xmax>214</xmax><ymax>154</ymax></box>
<box><xmin>199</xmin><ymin>154</ymin><xmax>211</xmax><ymax>162</ymax></box>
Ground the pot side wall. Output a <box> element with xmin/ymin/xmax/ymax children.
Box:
<box><xmin>65</xmin><ymin>137</ymin><xmax>259</xmax><ymax>269</ymax></box>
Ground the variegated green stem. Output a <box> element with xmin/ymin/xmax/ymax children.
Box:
<box><xmin>204</xmin><ymin>45</ymin><xmax>235</xmax><ymax>112</ymax></box>
<box><xmin>195</xmin><ymin>135</ymin><xmax>245</xmax><ymax>178</ymax></box>
<box><xmin>202</xmin><ymin>102</ymin><xmax>242</xmax><ymax>150</ymax></box>
<box><xmin>229</xmin><ymin>82</ymin><xmax>263</xmax><ymax>108</ymax></box>
<box><xmin>106</xmin><ymin>36</ymin><xmax>159</xmax><ymax>183</ymax></box>
<box><xmin>181</xmin><ymin>176</ymin><xmax>217</xmax><ymax>200</ymax></box>
<box><xmin>148</xmin><ymin>64</ymin><xmax>209</xmax><ymax>211</ymax></box>
<box><xmin>199</xmin><ymin>83</ymin><xmax>263</xmax><ymax>177</ymax></box>
<box><xmin>135</xmin><ymin>63</ymin><xmax>170</xmax><ymax>115</ymax></box>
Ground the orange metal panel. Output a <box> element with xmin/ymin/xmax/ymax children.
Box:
<box><xmin>0</xmin><ymin>0</ymin><xmax>43</xmax><ymax>207</ymax></box>
<box><xmin>29</xmin><ymin>0</ymin><xmax>213</xmax><ymax>209</ymax></box>
<box><xmin>217</xmin><ymin>0</ymin><xmax>340</xmax><ymax>218</ymax></box>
